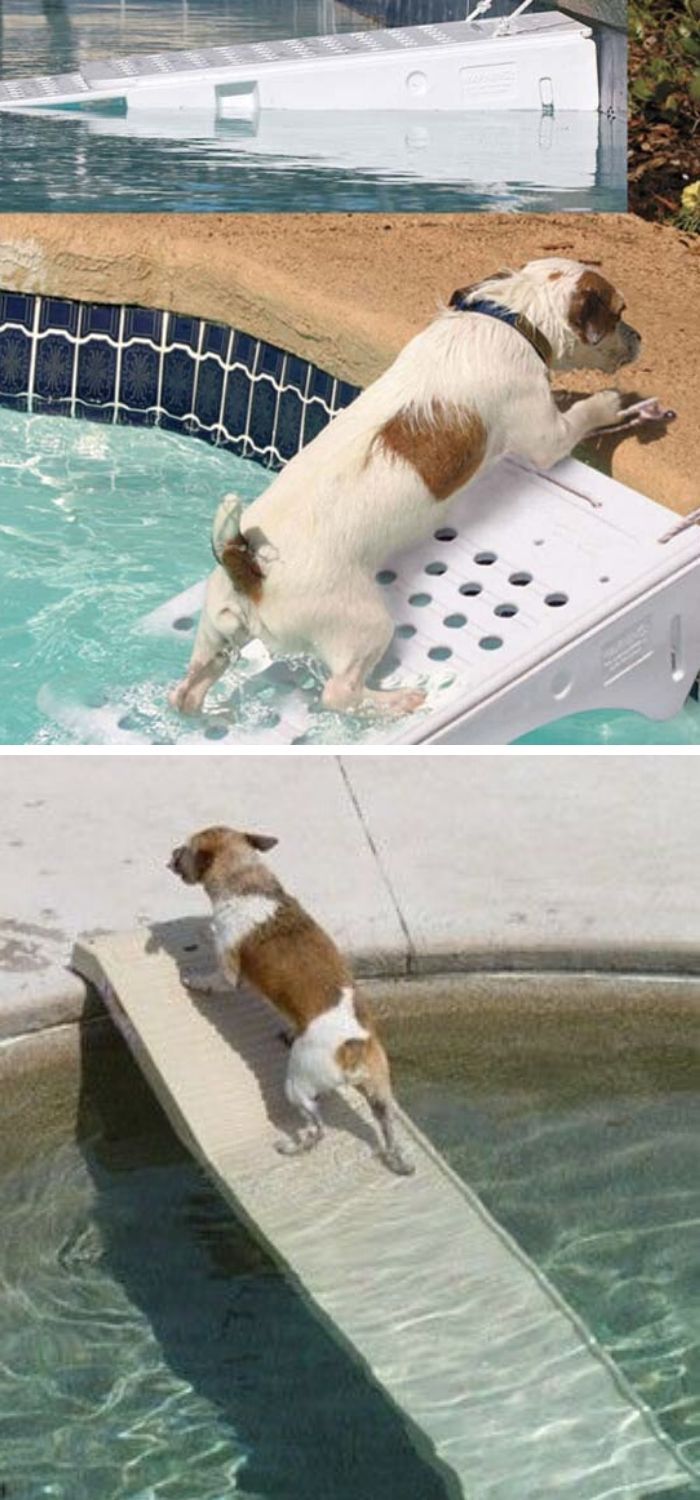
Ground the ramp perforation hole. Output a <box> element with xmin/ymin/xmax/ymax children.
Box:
<box><xmin>173</xmin><ymin>615</ymin><xmax>195</xmax><ymax>631</ymax></box>
<box><xmin>479</xmin><ymin>635</ymin><xmax>503</xmax><ymax>651</ymax></box>
<box><xmin>396</xmin><ymin>623</ymin><xmax>417</xmax><ymax>638</ymax></box>
<box><xmin>428</xmin><ymin>646</ymin><xmax>452</xmax><ymax>661</ymax></box>
<box><xmin>474</xmin><ymin>550</ymin><xmax>497</xmax><ymax>566</ymax></box>
<box><xmin>434</xmin><ymin>527</ymin><xmax>457</xmax><ymax>542</ymax></box>
<box><xmin>376</xmin><ymin>569</ymin><xmax>397</xmax><ymax>585</ymax></box>
<box><xmin>444</xmin><ymin>613</ymin><xmax>467</xmax><ymax>628</ymax></box>
<box><xmin>205</xmin><ymin>724</ymin><xmax>229</xmax><ymax>739</ymax></box>
<box><xmin>459</xmin><ymin>581</ymin><xmax>482</xmax><ymax>597</ymax></box>
<box><xmin>409</xmin><ymin>592</ymin><xmax>431</xmax><ymax>607</ymax></box>
<box><xmin>425</xmin><ymin>560</ymin><xmax>447</xmax><ymax>575</ymax></box>
<box><xmin>509</xmin><ymin>571</ymin><xmax>532</xmax><ymax>587</ymax></box>
<box><xmin>495</xmin><ymin>603</ymin><xmax>518</xmax><ymax>618</ymax></box>
<box><xmin>600</xmin><ymin>575</ymin><xmax>610</xmax><ymax>583</ymax></box>
<box><xmin>545</xmin><ymin>592</ymin><xmax>568</xmax><ymax>607</ymax></box>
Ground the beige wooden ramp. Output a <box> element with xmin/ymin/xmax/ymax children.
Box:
<box><xmin>73</xmin><ymin>924</ymin><xmax>692</xmax><ymax>1500</ymax></box>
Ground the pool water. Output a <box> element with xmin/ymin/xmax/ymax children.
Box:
<box><xmin>0</xmin><ymin>0</ymin><xmax>373</xmax><ymax>79</ymax></box>
<box><xmin>0</xmin><ymin>106</ymin><xmax>626</xmax><ymax>214</ymax></box>
<box><xmin>0</xmin><ymin>1028</ymin><xmax>449</xmax><ymax>1500</ymax></box>
<box><xmin>2</xmin><ymin>404</ymin><xmax>700</xmax><ymax>747</ymax></box>
<box><xmin>385</xmin><ymin>1000</ymin><xmax>700</xmax><ymax>1486</ymax></box>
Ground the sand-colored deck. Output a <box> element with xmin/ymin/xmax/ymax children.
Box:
<box><xmin>71</xmin><ymin>925</ymin><xmax>691</xmax><ymax>1500</ymax></box>
<box><xmin>0</xmin><ymin>213</ymin><xmax>697</xmax><ymax>511</ymax></box>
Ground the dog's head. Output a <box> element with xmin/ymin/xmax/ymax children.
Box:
<box><xmin>451</xmin><ymin>259</ymin><xmax>641</xmax><ymax>374</ymax></box>
<box><xmin>168</xmin><ymin>826</ymin><xmax>278</xmax><ymax>886</ymax></box>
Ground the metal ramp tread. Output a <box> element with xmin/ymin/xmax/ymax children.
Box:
<box><xmin>136</xmin><ymin>455</ymin><xmax>700</xmax><ymax>746</ymax></box>
<box><xmin>0</xmin><ymin>15</ymin><xmax>598</xmax><ymax>115</ymax></box>
<box><xmin>72</xmin><ymin>926</ymin><xmax>691</xmax><ymax>1500</ymax></box>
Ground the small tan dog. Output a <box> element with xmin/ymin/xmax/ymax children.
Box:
<box><xmin>168</xmin><ymin>825</ymin><xmax>413</xmax><ymax>1176</ymax></box>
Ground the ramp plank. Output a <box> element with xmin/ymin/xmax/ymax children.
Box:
<box><xmin>73</xmin><ymin>924</ymin><xmax>690</xmax><ymax>1499</ymax></box>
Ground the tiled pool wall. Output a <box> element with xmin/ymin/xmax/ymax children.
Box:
<box><xmin>0</xmin><ymin>289</ymin><xmax>360</xmax><ymax>471</ymax></box>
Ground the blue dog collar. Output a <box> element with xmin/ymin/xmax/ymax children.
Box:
<box><xmin>452</xmin><ymin>293</ymin><xmax>552</xmax><ymax>367</ymax></box>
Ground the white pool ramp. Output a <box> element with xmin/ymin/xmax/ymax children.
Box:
<box><xmin>139</xmin><ymin>454</ymin><xmax>700</xmax><ymax>746</ymax></box>
<box><xmin>0</xmin><ymin>15</ymin><xmax>598</xmax><ymax>117</ymax></box>
<box><xmin>73</xmin><ymin>925</ymin><xmax>693</xmax><ymax>1500</ymax></box>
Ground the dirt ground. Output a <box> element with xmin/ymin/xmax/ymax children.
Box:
<box><xmin>0</xmin><ymin>211</ymin><xmax>697</xmax><ymax>510</ymax></box>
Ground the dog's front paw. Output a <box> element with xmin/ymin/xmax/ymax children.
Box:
<box><xmin>591</xmin><ymin>389</ymin><xmax>624</xmax><ymax>429</ymax></box>
<box><xmin>184</xmin><ymin>972</ymin><xmax>221</xmax><ymax>996</ymax></box>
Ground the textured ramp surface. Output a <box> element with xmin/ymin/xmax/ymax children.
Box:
<box><xmin>73</xmin><ymin>925</ymin><xmax>690</xmax><ymax>1500</ymax></box>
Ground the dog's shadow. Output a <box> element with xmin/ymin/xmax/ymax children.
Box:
<box><xmin>144</xmin><ymin>916</ymin><xmax>380</xmax><ymax>1157</ymax></box>
<box><xmin>556</xmin><ymin>389</ymin><xmax>675</xmax><ymax>475</ymax></box>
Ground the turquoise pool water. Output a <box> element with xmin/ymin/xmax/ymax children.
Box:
<box><xmin>2</xmin><ymin>404</ymin><xmax>699</xmax><ymax>747</ymax></box>
<box><xmin>0</xmin><ymin>1030</ymin><xmax>449</xmax><ymax>1500</ymax></box>
<box><xmin>386</xmin><ymin>1002</ymin><xmax>700</xmax><ymax>1487</ymax></box>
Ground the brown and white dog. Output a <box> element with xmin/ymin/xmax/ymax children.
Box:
<box><xmin>168</xmin><ymin>826</ymin><xmax>413</xmax><ymax>1176</ymax></box>
<box><xmin>169</xmin><ymin>258</ymin><xmax>672</xmax><ymax>719</ymax></box>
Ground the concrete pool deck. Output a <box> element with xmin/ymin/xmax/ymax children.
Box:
<box><xmin>0</xmin><ymin>213</ymin><xmax>697</xmax><ymax>512</ymax></box>
<box><xmin>3</xmin><ymin>754</ymin><xmax>700</xmax><ymax>1039</ymax></box>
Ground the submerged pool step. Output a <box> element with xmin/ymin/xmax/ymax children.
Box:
<box><xmin>0</xmin><ymin>14</ymin><xmax>598</xmax><ymax>116</ymax></box>
<box><xmin>136</xmin><ymin>454</ymin><xmax>700</xmax><ymax>747</ymax></box>
<box><xmin>72</xmin><ymin>926</ymin><xmax>691</xmax><ymax>1500</ymax></box>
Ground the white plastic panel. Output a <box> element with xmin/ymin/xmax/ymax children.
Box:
<box><xmin>0</xmin><ymin>15</ymin><xmax>598</xmax><ymax>115</ymax></box>
<box><xmin>136</xmin><ymin>455</ymin><xmax>700</xmax><ymax>747</ymax></box>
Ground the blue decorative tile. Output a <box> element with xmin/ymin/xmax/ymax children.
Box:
<box><xmin>0</xmin><ymin>326</ymin><xmax>31</xmax><ymax>395</ymax></box>
<box><xmin>77</xmin><ymin>338</ymin><xmax>117</xmax><ymax>407</ymax></box>
<box><xmin>123</xmin><ymin>306</ymin><xmax>163</xmax><ymax>344</ymax></box>
<box><xmin>120</xmin><ymin>341</ymin><xmax>159</xmax><ymax>411</ymax></box>
<box><xmin>308</xmin><ymin>366</ymin><xmax>334</xmax><ymax>405</ymax></box>
<box><xmin>335</xmin><ymin>380</ymin><xmax>360</xmax><ymax>411</ymax></box>
<box><xmin>249</xmin><ymin>373</ymin><xmax>278</xmax><ymax>458</ymax></box>
<box><xmin>117</xmin><ymin>406</ymin><xmax>159</xmax><ymax>430</ymax></box>
<box><xmin>80</xmin><ymin>303</ymin><xmax>122</xmax><ymax>339</ymax></box>
<box><xmin>257</xmin><ymin>342</ymin><xmax>284</xmax><ymax>380</ymax></box>
<box><xmin>222</xmin><ymin>363</ymin><xmax>252</xmax><ymax>443</ymax></box>
<box><xmin>34</xmin><ymin>333</ymin><xmax>74</xmax><ymax>402</ymax></box>
<box><xmin>161</xmin><ymin>346</ymin><xmax>196</xmax><ymax>419</ymax></box>
<box><xmin>302</xmin><ymin>402</ymin><xmax>333</xmax><ymax>448</ymax></box>
<box><xmin>167</xmin><ymin>313</ymin><xmax>200</xmax><ymax>350</ymax></box>
<box><xmin>38</xmin><ymin>298</ymin><xmax>80</xmax><ymax>336</ymax></box>
<box><xmin>0</xmin><ymin>291</ymin><xmax>35</xmax><ymax>330</ymax></box>
<box><xmin>284</xmin><ymin>354</ymin><xmax>309</xmax><ymax>395</ymax></box>
<box><xmin>202</xmin><ymin>321</ymin><xmax>231</xmax><ymax>360</ymax></box>
<box><xmin>194</xmin><ymin>356</ymin><xmax>224</xmax><ymax>430</ymax></box>
<box><xmin>275</xmin><ymin>387</ymin><xmax>304</xmax><ymax>463</ymax></box>
<box><xmin>74</xmin><ymin>400</ymin><xmax>116</xmax><ymax>425</ymax></box>
<box><xmin>230</xmin><ymin>330</ymin><xmax>259</xmax><ymax>373</ymax></box>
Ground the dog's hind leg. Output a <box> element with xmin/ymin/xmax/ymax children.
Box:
<box><xmin>169</xmin><ymin>570</ymin><xmax>251</xmax><ymax>715</ymax></box>
<box><xmin>318</xmin><ymin>597</ymin><xmax>426</xmax><ymax>717</ymax></box>
<box><xmin>342</xmin><ymin>1036</ymin><xmax>414</xmax><ymax>1177</ymax></box>
<box><xmin>275</xmin><ymin>1041</ymin><xmax>325</xmax><ymax>1156</ymax></box>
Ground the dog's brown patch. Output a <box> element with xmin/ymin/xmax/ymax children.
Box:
<box><xmin>220</xmin><ymin>532</ymin><xmax>264</xmax><ymax>603</ymax></box>
<box><xmin>240</xmin><ymin>900</ymin><xmax>356</xmax><ymax>1030</ymax></box>
<box><xmin>377</xmin><ymin>401</ymin><xmax>487</xmax><ymax>501</ymax></box>
<box><xmin>568</xmin><ymin>270</ymin><xmax>625</xmax><ymax>346</ymax></box>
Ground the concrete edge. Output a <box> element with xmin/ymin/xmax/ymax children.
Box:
<box><xmin>4</xmin><ymin>953</ymin><xmax>700</xmax><ymax>1045</ymax></box>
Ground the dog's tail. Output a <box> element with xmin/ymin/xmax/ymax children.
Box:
<box><xmin>211</xmin><ymin>492</ymin><xmax>265</xmax><ymax>603</ymax></box>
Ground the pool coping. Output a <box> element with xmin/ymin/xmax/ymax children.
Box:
<box><xmin>5</xmin><ymin>961</ymin><xmax>700</xmax><ymax>1046</ymax></box>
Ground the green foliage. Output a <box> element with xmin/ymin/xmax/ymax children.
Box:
<box><xmin>630</xmin><ymin>0</ymin><xmax>700</xmax><ymax>121</ymax></box>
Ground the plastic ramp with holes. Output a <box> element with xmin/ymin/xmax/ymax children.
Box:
<box><xmin>0</xmin><ymin>15</ymin><xmax>598</xmax><ymax>118</ymax></box>
<box><xmin>73</xmin><ymin>924</ymin><xmax>692</xmax><ymax>1500</ymax></box>
<box><xmin>137</xmin><ymin>454</ymin><xmax>700</xmax><ymax>746</ymax></box>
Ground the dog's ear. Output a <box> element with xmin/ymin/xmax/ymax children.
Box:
<box><xmin>569</xmin><ymin>272</ymin><xmax>624</xmax><ymax>346</ymax></box>
<box><xmin>244</xmin><ymin>832</ymin><xmax>279</xmax><ymax>853</ymax></box>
